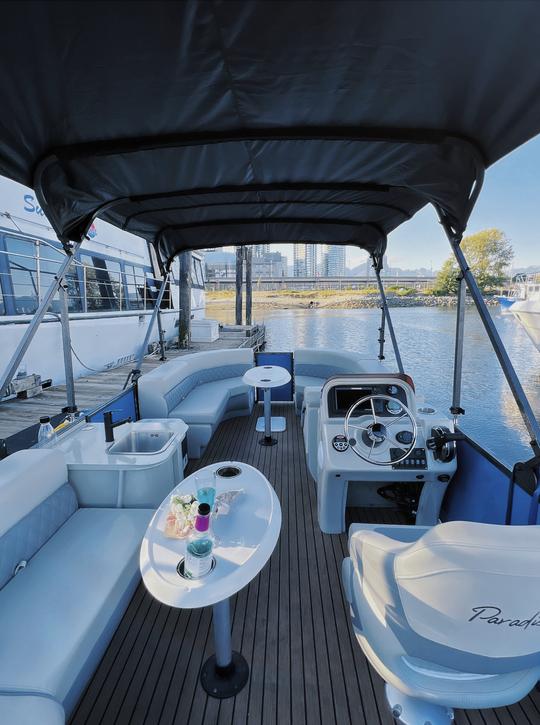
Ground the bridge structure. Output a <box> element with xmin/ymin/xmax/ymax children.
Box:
<box><xmin>207</xmin><ymin>275</ymin><xmax>437</xmax><ymax>292</ymax></box>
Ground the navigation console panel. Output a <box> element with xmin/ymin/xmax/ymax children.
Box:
<box><xmin>329</xmin><ymin>384</ymin><xmax>408</xmax><ymax>418</ymax></box>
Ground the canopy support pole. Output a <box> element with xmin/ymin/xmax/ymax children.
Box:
<box><xmin>372</xmin><ymin>257</ymin><xmax>404</xmax><ymax>374</ymax></box>
<box><xmin>59</xmin><ymin>282</ymin><xmax>76</xmax><ymax>411</ymax></box>
<box><xmin>439</xmin><ymin>213</ymin><xmax>540</xmax><ymax>453</ymax></box>
<box><xmin>156</xmin><ymin>306</ymin><xmax>167</xmax><ymax>361</ymax></box>
<box><xmin>235</xmin><ymin>247</ymin><xmax>243</xmax><ymax>326</ymax></box>
<box><xmin>178</xmin><ymin>252</ymin><xmax>191</xmax><ymax>349</ymax></box>
<box><xmin>451</xmin><ymin>273</ymin><xmax>466</xmax><ymax>424</ymax></box>
<box><xmin>245</xmin><ymin>246</ymin><xmax>253</xmax><ymax>326</ymax></box>
<box><xmin>378</xmin><ymin>306</ymin><xmax>386</xmax><ymax>361</ymax></box>
<box><xmin>0</xmin><ymin>241</ymin><xmax>82</xmax><ymax>400</ymax></box>
<box><xmin>124</xmin><ymin>272</ymin><xmax>170</xmax><ymax>388</ymax></box>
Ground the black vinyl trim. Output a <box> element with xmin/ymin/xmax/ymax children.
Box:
<box><xmin>159</xmin><ymin>216</ymin><xmax>385</xmax><ymax>234</ymax></box>
<box><xmin>99</xmin><ymin>182</ymin><xmax>393</xmax><ymax>205</ymax></box>
<box><xmin>38</xmin><ymin>127</ymin><xmax>487</xmax><ymax>164</ymax></box>
<box><xmin>122</xmin><ymin>199</ymin><xmax>412</xmax><ymax>229</ymax></box>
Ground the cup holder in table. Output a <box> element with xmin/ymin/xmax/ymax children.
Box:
<box><xmin>177</xmin><ymin>556</ymin><xmax>216</xmax><ymax>580</ymax></box>
<box><xmin>216</xmin><ymin>465</ymin><xmax>242</xmax><ymax>478</ymax></box>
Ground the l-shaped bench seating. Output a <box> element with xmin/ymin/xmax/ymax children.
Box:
<box><xmin>138</xmin><ymin>348</ymin><xmax>255</xmax><ymax>459</ymax></box>
<box><xmin>0</xmin><ymin>449</ymin><xmax>153</xmax><ymax>724</ymax></box>
<box><xmin>137</xmin><ymin>347</ymin><xmax>385</xmax><ymax>459</ymax></box>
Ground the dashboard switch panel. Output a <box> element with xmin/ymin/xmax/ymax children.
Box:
<box><xmin>390</xmin><ymin>447</ymin><xmax>427</xmax><ymax>469</ymax></box>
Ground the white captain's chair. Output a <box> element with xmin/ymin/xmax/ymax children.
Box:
<box><xmin>342</xmin><ymin>521</ymin><xmax>540</xmax><ymax>724</ymax></box>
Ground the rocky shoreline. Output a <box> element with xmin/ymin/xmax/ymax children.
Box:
<box><xmin>206</xmin><ymin>293</ymin><xmax>498</xmax><ymax>310</ymax></box>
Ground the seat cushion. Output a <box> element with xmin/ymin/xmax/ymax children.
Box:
<box><xmin>0</xmin><ymin>449</ymin><xmax>67</xmax><ymax>537</ymax></box>
<box><xmin>225</xmin><ymin>379</ymin><xmax>252</xmax><ymax>399</ymax></box>
<box><xmin>0</xmin><ymin>507</ymin><xmax>152</xmax><ymax>713</ymax></box>
<box><xmin>169</xmin><ymin>380</ymin><xmax>230</xmax><ymax>424</ymax></box>
<box><xmin>294</xmin><ymin>375</ymin><xmax>324</xmax><ymax>411</ymax></box>
<box><xmin>0</xmin><ymin>695</ymin><xmax>65</xmax><ymax>725</ymax></box>
<box><xmin>0</xmin><ymin>483</ymin><xmax>77</xmax><ymax>591</ymax></box>
<box><xmin>394</xmin><ymin>521</ymin><xmax>540</xmax><ymax>662</ymax></box>
<box><xmin>345</xmin><ymin>525</ymin><xmax>540</xmax><ymax>708</ymax></box>
<box><xmin>295</xmin><ymin>375</ymin><xmax>325</xmax><ymax>397</ymax></box>
<box><xmin>350</xmin><ymin>529</ymin><xmax>410</xmax><ymax>623</ymax></box>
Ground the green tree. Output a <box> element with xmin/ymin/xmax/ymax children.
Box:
<box><xmin>434</xmin><ymin>228</ymin><xmax>514</xmax><ymax>294</ymax></box>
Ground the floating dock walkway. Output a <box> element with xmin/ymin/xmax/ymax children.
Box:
<box><xmin>0</xmin><ymin>323</ymin><xmax>265</xmax><ymax>441</ymax></box>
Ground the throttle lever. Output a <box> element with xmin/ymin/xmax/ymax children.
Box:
<box><xmin>427</xmin><ymin>426</ymin><xmax>464</xmax><ymax>462</ymax></box>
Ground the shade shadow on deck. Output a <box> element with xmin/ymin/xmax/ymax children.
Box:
<box><xmin>70</xmin><ymin>404</ymin><xmax>540</xmax><ymax>725</ymax></box>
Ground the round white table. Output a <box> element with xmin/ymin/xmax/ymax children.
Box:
<box><xmin>140</xmin><ymin>461</ymin><xmax>281</xmax><ymax>698</ymax></box>
<box><xmin>242</xmin><ymin>365</ymin><xmax>291</xmax><ymax>446</ymax></box>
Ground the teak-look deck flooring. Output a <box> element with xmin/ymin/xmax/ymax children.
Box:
<box><xmin>71</xmin><ymin>404</ymin><xmax>540</xmax><ymax>725</ymax></box>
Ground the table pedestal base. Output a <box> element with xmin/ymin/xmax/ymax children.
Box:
<box><xmin>201</xmin><ymin>598</ymin><xmax>249</xmax><ymax>698</ymax></box>
<box><xmin>256</xmin><ymin>416</ymin><xmax>287</xmax><ymax>433</ymax></box>
<box><xmin>200</xmin><ymin>651</ymin><xmax>249</xmax><ymax>698</ymax></box>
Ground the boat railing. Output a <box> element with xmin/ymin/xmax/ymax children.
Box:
<box><xmin>0</xmin><ymin>238</ymin><xmax>174</xmax><ymax>316</ymax></box>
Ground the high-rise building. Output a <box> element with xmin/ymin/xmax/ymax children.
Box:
<box><xmin>293</xmin><ymin>244</ymin><xmax>306</xmax><ymax>276</ymax></box>
<box><xmin>320</xmin><ymin>245</ymin><xmax>346</xmax><ymax>276</ymax></box>
<box><xmin>293</xmin><ymin>243</ymin><xmax>317</xmax><ymax>276</ymax></box>
<box><xmin>252</xmin><ymin>251</ymin><xmax>287</xmax><ymax>277</ymax></box>
<box><xmin>253</xmin><ymin>244</ymin><xmax>270</xmax><ymax>257</ymax></box>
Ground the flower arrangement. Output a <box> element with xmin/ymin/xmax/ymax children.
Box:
<box><xmin>164</xmin><ymin>494</ymin><xmax>199</xmax><ymax>539</ymax></box>
<box><xmin>163</xmin><ymin>489</ymin><xmax>245</xmax><ymax>539</ymax></box>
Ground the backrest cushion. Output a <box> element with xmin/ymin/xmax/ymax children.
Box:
<box><xmin>394</xmin><ymin>521</ymin><xmax>540</xmax><ymax>660</ymax></box>
<box><xmin>295</xmin><ymin>363</ymin><xmax>344</xmax><ymax>379</ymax></box>
<box><xmin>138</xmin><ymin>348</ymin><xmax>254</xmax><ymax>417</ymax></box>
<box><xmin>0</xmin><ymin>449</ymin><xmax>68</xmax><ymax>536</ymax></box>
<box><xmin>164</xmin><ymin>363</ymin><xmax>252</xmax><ymax>412</ymax></box>
<box><xmin>294</xmin><ymin>348</ymin><xmax>386</xmax><ymax>377</ymax></box>
<box><xmin>0</xmin><ymin>482</ymin><xmax>77</xmax><ymax>590</ymax></box>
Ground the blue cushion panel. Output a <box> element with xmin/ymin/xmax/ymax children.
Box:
<box><xmin>164</xmin><ymin>364</ymin><xmax>252</xmax><ymax>412</ymax></box>
<box><xmin>0</xmin><ymin>483</ymin><xmax>77</xmax><ymax>591</ymax></box>
<box><xmin>295</xmin><ymin>363</ymin><xmax>344</xmax><ymax>379</ymax></box>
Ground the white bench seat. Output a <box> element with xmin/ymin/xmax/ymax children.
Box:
<box><xmin>169</xmin><ymin>380</ymin><xmax>230</xmax><ymax>425</ymax></box>
<box><xmin>138</xmin><ymin>349</ymin><xmax>255</xmax><ymax>458</ymax></box>
<box><xmin>0</xmin><ymin>507</ymin><xmax>151</xmax><ymax>714</ymax></box>
<box><xmin>0</xmin><ymin>450</ymin><xmax>153</xmax><ymax>724</ymax></box>
<box><xmin>0</xmin><ymin>695</ymin><xmax>65</xmax><ymax>725</ymax></box>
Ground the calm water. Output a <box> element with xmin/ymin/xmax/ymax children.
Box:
<box><xmin>211</xmin><ymin>305</ymin><xmax>540</xmax><ymax>467</ymax></box>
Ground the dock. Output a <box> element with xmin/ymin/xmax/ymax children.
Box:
<box><xmin>0</xmin><ymin>324</ymin><xmax>265</xmax><ymax>440</ymax></box>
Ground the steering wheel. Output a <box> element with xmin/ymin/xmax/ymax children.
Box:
<box><xmin>344</xmin><ymin>394</ymin><xmax>417</xmax><ymax>466</ymax></box>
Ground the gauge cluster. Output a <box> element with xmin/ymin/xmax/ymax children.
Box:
<box><xmin>328</xmin><ymin>383</ymin><xmax>408</xmax><ymax>418</ymax></box>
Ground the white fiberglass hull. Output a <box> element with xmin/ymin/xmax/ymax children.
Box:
<box><xmin>511</xmin><ymin>299</ymin><xmax>540</xmax><ymax>350</ymax></box>
<box><xmin>0</xmin><ymin>309</ymin><xmax>186</xmax><ymax>386</ymax></box>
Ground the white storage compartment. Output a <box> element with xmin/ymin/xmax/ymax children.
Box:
<box><xmin>191</xmin><ymin>318</ymin><xmax>220</xmax><ymax>342</ymax></box>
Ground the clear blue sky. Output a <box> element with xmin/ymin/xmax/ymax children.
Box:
<box><xmin>271</xmin><ymin>134</ymin><xmax>540</xmax><ymax>272</ymax></box>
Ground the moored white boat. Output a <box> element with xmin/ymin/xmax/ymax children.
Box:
<box><xmin>0</xmin><ymin>176</ymin><xmax>206</xmax><ymax>387</ymax></box>
<box><xmin>511</xmin><ymin>274</ymin><xmax>540</xmax><ymax>350</ymax></box>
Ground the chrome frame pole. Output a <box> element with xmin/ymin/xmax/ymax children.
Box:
<box><xmin>451</xmin><ymin>273</ymin><xmax>466</xmax><ymax>424</ymax></box>
<box><xmin>378</xmin><ymin>305</ymin><xmax>386</xmax><ymax>361</ymax></box>
<box><xmin>0</xmin><ymin>241</ymin><xmax>82</xmax><ymax>399</ymax></box>
<box><xmin>134</xmin><ymin>271</ymin><xmax>170</xmax><ymax>372</ymax></box>
<box><xmin>59</xmin><ymin>282</ymin><xmax>76</xmax><ymax>410</ymax></box>
<box><xmin>373</xmin><ymin>260</ymin><xmax>404</xmax><ymax>374</ymax></box>
<box><xmin>440</xmin><ymin>217</ymin><xmax>540</xmax><ymax>451</ymax></box>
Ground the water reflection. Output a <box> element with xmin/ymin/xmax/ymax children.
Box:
<box><xmin>211</xmin><ymin>306</ymin><xmax>540</xmax><ymax>466</ymax></box>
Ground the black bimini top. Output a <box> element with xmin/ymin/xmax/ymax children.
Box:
<box><xmin>1</xmin><ymin>1</ymin><xmax>540</xmax><ymax>266</ymax></box>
